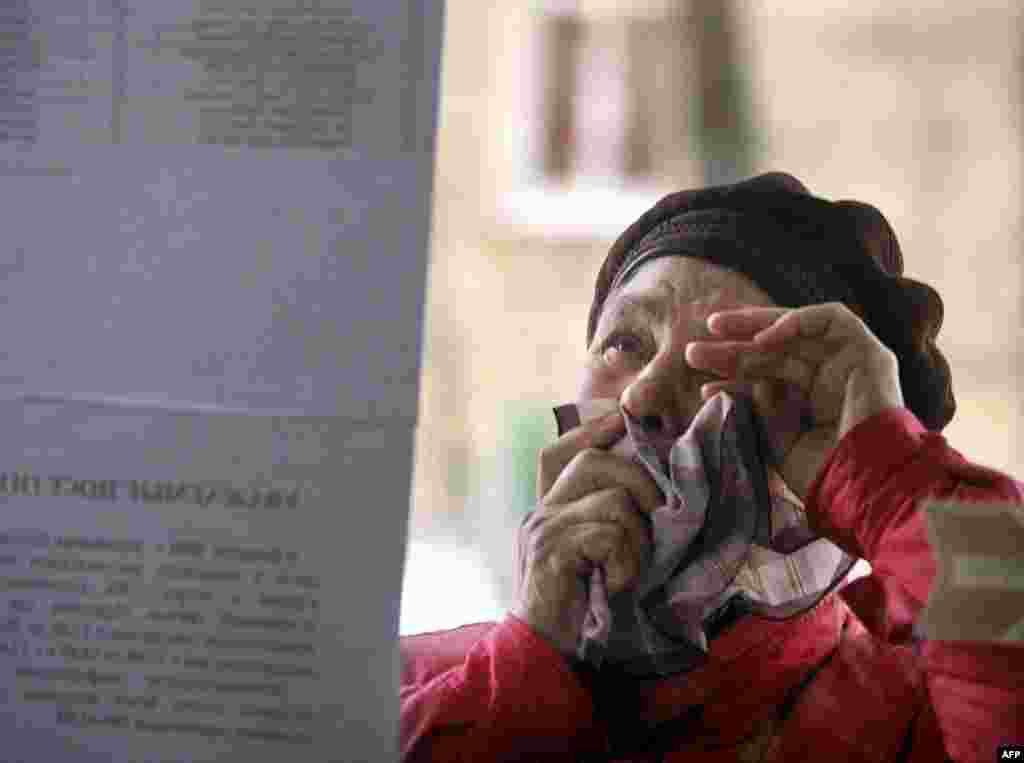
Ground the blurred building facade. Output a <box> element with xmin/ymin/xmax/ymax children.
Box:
<box><xmin>405</xmin><ymin>0</ymin><xmax>1024</xmax><ymax>620</ymax></box>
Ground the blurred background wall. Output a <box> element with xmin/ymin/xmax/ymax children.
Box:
<box><xmin>400</xmin><ymin>0</ymin><xmax>1024</xmax><ymax>634</ymax></box>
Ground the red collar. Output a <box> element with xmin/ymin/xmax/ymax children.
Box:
<box><xmin>639</xmin><ymin>593</ymin><xmax>847</xmax><ymax>721</ymax></box>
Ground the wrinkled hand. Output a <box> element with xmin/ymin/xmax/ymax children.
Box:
<box><xmin>511</xmin><ymin>410</ymin><xmax>662</xmax><ymax>656</ymax></box>
<box><xmin>685</xmin><ymin>302</ymin><xmax>905</xmax><ymax>507</ymax></box>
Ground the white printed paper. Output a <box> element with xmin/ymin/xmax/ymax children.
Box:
<box><xmin>0</xmin><ymin>1</ymin><xmax>444</xmax><ymax>760</ymax></box>
<box><xmin>0</xmin><ymin>0</ymin><xmax>443</xmax><ymax>421</ymax></box>
<box><xmin>0</xmin><ymin>397</ymin><xmax>416</xmax><ymax>761</ymax></box>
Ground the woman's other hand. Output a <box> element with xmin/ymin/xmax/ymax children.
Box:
<box><xmin>684</xmin><ymin>302</ymin><xmax>905</xmax><ymax>507</ymax></box>
<box><xmin>511</xmin><ymin>410</ymin><xmax>662</xmax><ymax>656</ymax></box>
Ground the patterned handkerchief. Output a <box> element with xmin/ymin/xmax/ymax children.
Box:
<box><xmin>553</xmin><ymin>389</ymin><xmax>856</xmax><ymax>677</ymax></box>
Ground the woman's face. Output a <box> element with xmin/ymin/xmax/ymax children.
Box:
<box><xmin>580</xmin><ymin>256</ymin><xmax>777</xmax><ymax>438</ymax></box>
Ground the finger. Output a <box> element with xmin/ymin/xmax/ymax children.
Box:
<box><xmin>535</xmin><ymin>485</ymin><xmax>651</xmax><ymax>540</ymax></box>
<box><xmin>543</xmin><ymin>448</ymin><xmax>664</xmax><ymax>513</ymax></box>
<box><xmin>560</xmin><ymin>521</ymin><xmax>649</xmax><ymax>595</ymax></box>
<box><xmin>706</xmin><ymin>307</ymin><xmax>791</xmax><ymax>338</ymax></box>
<box><xmin>687</xmin><ymin>341</ymin><xmax>818</xmax><ymax>389</ymax></box>
<box><xmin>688</xmin><ymin>334</ymin><xmax>831</xmax><ymax>371</ymax></box>
<box><xmin>707</xmin><ymin>303</ymin><xmax>872</xmax><ymax>354</ymax></box>
<box><xmin>751</xmin><ymin>302</ymin><xmax>868</xmax><ymax>348</ymax></box>
<box><xmin>736</xmin><ymin>350</ymin><xmax>816</xmax><ymax>390</ymax></box>
<box><xmin>522</xmin><ymin>522</ymin><xmax>644</xmax><ymax>610</ymax></box>
<box><xmin>537</xmin><ymin>409</ymin><xmax>626</xmax><ymax>499</ymax></box>
<box><xmin>531</xmin><ymin>487</ymin><xmax>651</xmax><ymax>572</ymax></box>
<box><xmin>533</xmin><ymin>491</ymin><xmax>651</xmax><ymax>594</ymax></box>
<box><xmin>685</xmin><ymin>339</ymin><xmax>744</xmax><ymax>374</ymax></box>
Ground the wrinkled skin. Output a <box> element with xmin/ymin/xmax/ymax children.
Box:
<box><xmin>512</xmin><ymin>257</ymin><xmax>904</xmax><ymax>656</ymax></box>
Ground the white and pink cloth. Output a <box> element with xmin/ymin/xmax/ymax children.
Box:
<box><xmin>552</xmin><ymin>388</ymin><xmax>855</xmax><ymax>677</ymax></box>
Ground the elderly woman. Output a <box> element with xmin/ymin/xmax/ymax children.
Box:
<box><xmin>399</xmin><ymin>173</ymin><xmax>1024</xmax><ymax>762</ymax></box>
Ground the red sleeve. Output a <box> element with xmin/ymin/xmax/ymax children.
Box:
<box><xmin>806</xmin><ymin>406</ymin><xmax>1024</xmax><ymax>763</ymax></box>
<box><xmin>399</xmin><ymin>614</ymin><xmax>606</xmax><ymax>762</ymax></box>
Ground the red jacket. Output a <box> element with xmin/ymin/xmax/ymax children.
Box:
<box><xmin>400</xmin><ymin>409</ymin><xmax>1024</xmax><ymax>762</ymax></box>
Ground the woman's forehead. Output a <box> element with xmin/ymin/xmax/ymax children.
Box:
<box><xmin>613</xmin><ymin>256</ymin><xmax>774</xmax><ymax>308</ymax></box>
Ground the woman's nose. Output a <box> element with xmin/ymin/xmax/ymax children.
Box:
<box><xmin>619</xmin><ymin>354</ymin><xmax>696</xmax><ymax>439</ymax></box>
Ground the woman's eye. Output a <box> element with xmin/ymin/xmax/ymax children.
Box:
<box><xmin>601</xmin><ymin>333</ymin><xmax>645</xmax><ymax>366</ymax></box>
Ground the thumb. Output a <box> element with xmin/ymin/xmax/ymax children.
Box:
<box><xmin>702</xmin><ymin>379</ymin><xmax>810</xmax><ymax>466</ymax></box>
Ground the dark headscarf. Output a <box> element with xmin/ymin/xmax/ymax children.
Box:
<box><xmin>587</xmin><ymin>172</ymin><xmax>955</xmax><ymax>431</ymax></box>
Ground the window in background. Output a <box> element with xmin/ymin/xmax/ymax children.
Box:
<box><xmin>538</xmin><ymin>7</ymin><xmax>698</xmax><ymax>184</ymax></box>
<box><xmin>503</xmin><ymin>0</ymin><xmax>759</xmax><ymax>236</ymax></box>
<box><xmin>502</xmin><ymin>2</ymin><xmax>703</xmax><ymax>237</ymax></box>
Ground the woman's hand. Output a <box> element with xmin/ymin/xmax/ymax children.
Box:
<box><xmin>684</xmin><ymin>302</ymin><xmax>905</xmax><ymax>507</ymax></box>
<box><xmin>511</xmin><ymin>410</ymin><xmax>662</xmax><ymax>656</ymax></box>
